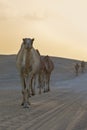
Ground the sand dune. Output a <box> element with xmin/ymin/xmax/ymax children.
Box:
<box><xmin>0</xmin><ymin>55</ymin><xmax>87</xmax><ymax>130</ymax></box>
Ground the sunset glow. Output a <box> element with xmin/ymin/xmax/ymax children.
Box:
<box><xmin>0</xmin><ymin>0</ymin><xmax>87</xmax><ymax>60</ymax></box>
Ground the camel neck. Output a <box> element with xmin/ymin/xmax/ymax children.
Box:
<box><xmin>24</xmin><ymin>48</ymin><xmax>32</xmax><ymax>75</ymax></box>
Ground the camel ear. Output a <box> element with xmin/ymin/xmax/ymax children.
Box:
<box><xmin>32</xmin><ymin>38</ymin><xmax>34</xmax><ymax>42</ymax></box>
<box><xmin>23</xmin><ymin>38</ymin><xmax>25</xmax><ymax>42</ymax></box>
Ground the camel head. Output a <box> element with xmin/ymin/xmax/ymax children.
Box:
<box><xmin>23</xmin><ymin>38</ymin><xmax>34</xmax><ymax>50</ymax></box>
<box><xmin>44</xmin><ymin>55</ymin><xmax>49</xmax><ymax>61</ymax></box>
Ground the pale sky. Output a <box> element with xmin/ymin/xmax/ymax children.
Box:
<box><xmin>0</xmin><ymin>0</ymin><xmax>87</xmax><ymax>60</ymax></box>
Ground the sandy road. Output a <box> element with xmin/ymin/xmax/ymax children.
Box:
<box><xmin>0</xmin><ymin>55</ymin><xmax>87</xmax><ymax>130</ymax></box>
<box><xmin>0</xmin><ymin>89</ymin><xmax>87</xmax><ymax>130</ymax></box>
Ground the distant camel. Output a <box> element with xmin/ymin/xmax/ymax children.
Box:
<box><xmin>75</xmin><ymin>63</ymin><xmax>79</xmax><ymax>76</ymax></box>
<box><xmin>81</xmin><ymin>61</ymin><xmax>85</xmax><ymax>73</ymax></box>
<box><xmin>16</xmin><ymin>38</ymin><xmax>41</xmax><ymax>108</ymax></box>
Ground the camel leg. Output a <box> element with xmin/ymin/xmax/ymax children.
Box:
<box><xmin>43</xmin><ymin>73</ymin><xmax>46</xmax><ymax>93</ymax></box>
<box><xmin>27</xmin><ymin>89</ymin><xmax>31</xmax><ymax>105</ymax></box>
<box><xmin>82</xmin><ymin>67</ymin><xmax>84</xmax><ymax>73</ymax></box>
<box><xmin>33</xmin><ymin>75</ymin><xmax>36</xmax><ymax>95</ymax></box>
<box><xmin>21</xmin><ymin>88</ymin><xmax>30</xmax><ymax>108</ymax></box>
<box><xmin>43</xmin><ymin>80</ymin><xmax>46</xmax><ymax>93</ymax></box>
<box><xmin>47</xmin><ymin>74</ymin><xmax>51</xmax><ymax>92</ymax></box>
<box><xmin>25</xmin><ymin>77</ymin><xmax>31</xmax><ymax>107</ymax></box>
<box><xmin>21</xmin><ymin>90</ymin><xmax>25</xmax><ymax>106</ymax></box>
<box><xmin>23</xmin><ymin>88</ymin><xmax>29</xmax><ymax>108</ymax></box>
<box><xmin>42</xmin><ymin>72</ymin><xmax>47</xmax><ymax>93</ymax></box>
<box><xmin>45</xmin><ymin>74</ymin><xmax>49</xmax><ymax>92</ymax></box>
<box><xmin>37</xmin><ymin>73</ymin><xmax>41</xmax><ymax>94</ymax></box>
<box><xmin>38</xmin><ymin>74</ymin><xmax>42</xmax><ymax>94</ymax></box>
<box><xmin>20</xmin><ymin>76</ymin><xmax>30</xmax><ymax>108</ymax></box>
<box><xmin>30</xmin><ymin>74</ymin><xmax>35</xmax><ymax>96</ymax></box>
<box><xmin>43</xmin><ymin>84</ymin><xmax>46</xmax><ymax>93</ymax></box>
<box><xmin>26</xmin><ymin>74</ymin><xmax>34</xmax><ymax>97</ymax></box>
<box><xmin>45</xmin><ymin>73</ymin><xmax>50</xmax><ymax>92</ymax></box>
<box><xmin>41</xmin><ymin>72</ymin><xmax>46</xmax><ymax>93</ymax></box>
<box><xmin>76</xmin><ymin>70</ymin><xmax>78</xmax><ymax>76</ymax></box>
<box><xmin>20</xmin><ymin>74</ymin><xmax>27</xmax><ymax>106</ymax></box>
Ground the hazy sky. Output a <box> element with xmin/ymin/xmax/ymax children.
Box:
<box><xmin>0</xmin><ymin>0</ymin><xmax>87</xmax><ymax>60</ymax></box>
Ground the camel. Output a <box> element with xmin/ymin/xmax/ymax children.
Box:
<box><xmin>16</xmin><ymin>38</ymin><xmax>41</xmax><ymax>108</ymax></box>
<box><xmin>35</xmin><ymin>50</ymin><xmax>54</xmax><ymax>93</ymax></box>
<box><xmin>75</xmin><ymin>63</ymin><xmax>79</xmax><ymax>76</ymax></box>
<box><xmin>35</xmin><ymin>49</ymin><xmax>46</xmax><ymax>94</ymax></box>
<box><xmin>81</xmin><ymin>61</ymin><xmax>85</xmax><ymax>73</ymax></box>
<box><xmin>43</xmin><ymin>55</ymin><xmax>54</xmax><ymax>92</ymax></box>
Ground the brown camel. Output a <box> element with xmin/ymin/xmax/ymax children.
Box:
<box><xmin>43</xmin><ymin>55</ymin><xmax>54</xmax><ymax>92</ymax></box>
<box><xmin>35</xmin><ymin>49</ymin><xmax>46</xmax><ymax>94</ymax></box>
<box><xmin>16</xmin><ymin>38</ymin><xmax>41</xmax><ymax>108</ymax></box>
<box><xmin>35</xmin><ymin>50</ymin><xmax>54</xmax><ymax>93</ymax></box>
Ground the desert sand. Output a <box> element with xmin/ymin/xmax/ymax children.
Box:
<box><xmin>0</xmin><ymin>55</ymin><xmax>87</xmax><ymax>130</ymax></box>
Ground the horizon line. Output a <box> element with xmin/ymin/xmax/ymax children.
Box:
<box><xmin>0</xmin><ymin>53</ymin><xmax>85</xmax><ymax>61</ymax></box>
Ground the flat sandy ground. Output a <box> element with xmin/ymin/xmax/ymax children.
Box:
<box><xmin>0</xmin><ymin>55</ymin><xmax>87</xmax><ymax>130</ymax></box>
